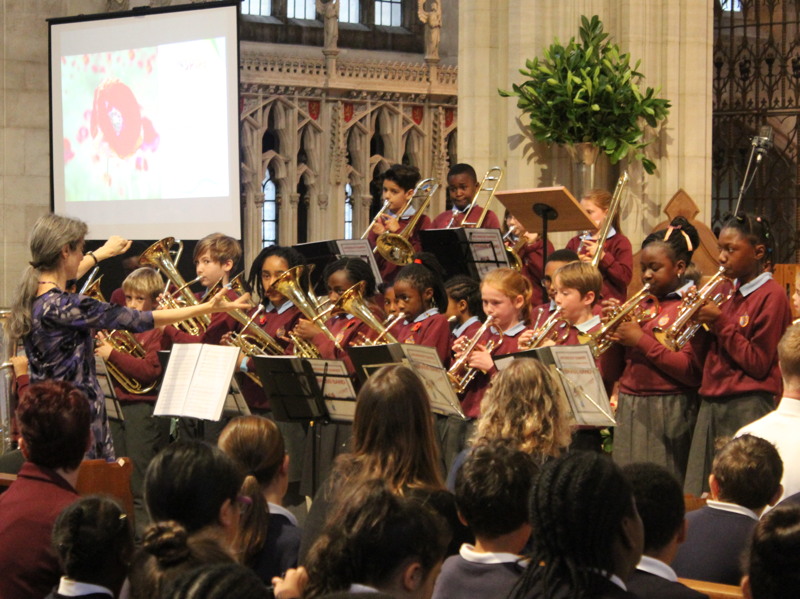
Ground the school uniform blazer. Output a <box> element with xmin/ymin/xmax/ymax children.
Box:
<box><xmin>106</xmin><ymin>328</ymin><xmax>166</xmax><ymax>402</ymax></box>
<box><xmin>627</xmin><ymin>569</ymin><xmax>708</xmax><ymax>599</ymax></box>
<box><xmin>367</xmin><ymin>210</ymin><xmax>432</xmax><ymax>283</ymax></box>
<box><xmin>397</xmin><ymin>311</ymin><xmax>452</xmax><ymax>366</ymax></box>
<box><xmin>430</xmin><ymin>206</ymin><xmax>501</xmax><ymax>229</ymax></box>
<box><xmin>699</xmin><ymin>274</ymin><xmax>791</xmax><ymax>398</ymax></box>
<box><xmin>567</xmin><ymin>230</ymin><xmax>633</xmax><ymax>302</ymax></box>
<box><xmin>311</xmin><ymin>313</ymin><xmax>378</xmax><ymax>376</ymax></box>
<box><xmin>201</xmin><ymin>287</ymin><xmax>241</xmax><ymax>345</ymax></box>
<box><xmin>520</xmin><ymin>238</ymin><xmax>554</xmax><ymax>307</ymax></box>
<box><xmin>671</xmin><ymin>503</ymin><xmax>757</xmax><ymax>585</ymax></box>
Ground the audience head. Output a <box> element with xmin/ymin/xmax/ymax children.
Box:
<box><xmin>455</xmin><ymin>442</ymin><xmax>537</xmax><ymax>544</ymax></box>
<box><xmin>16</xmin><ymin>380</ymin><xmax>91</xmax><ymax>471</ymax></box>
<box><xmin>218</xmin><ymin>416</ymin><xmax>287</xmax><ymax>565</ymax></box>
<box><xmin>144</xmin><ymin>441</ymin><xmax>244</xmax><ymax>538</ymax></box>
<box><xmin>128</xmin><ymin>521</ymin><xmax>235</xmax><ymax>599</ymax></box>
<box><xmin>52</xmin><ymin>495</ymin><xmax>134</xmax><ymax>594</ymax></box>
<box><xmin>304</xmin><ymin>479</ymin><xmax>448</xmax><ymax>599</ymax></box>
<box><xmin>778</xmin><ymin>323</ymin><xmax>800</xmax><ymax>389</ymax></box>
<box><xmin>711</xmin><ymin>435</ymin><xmax>783</xmax><ymax>511</ymax></box>
<box><xmin>743</xmin><ymin>502</ymin><xmax>800</xmax><ymax>599</ymax></box>
<box><xmin>511</xmin><ymin>452</ymin><xmax>643</xmax><ymax>599</ymax></box>
<box><xmin>347</xmin><ymin>364</ymin><xmax>443</xmax><ymax>493</ymax></box>
<box><xmin>621</xmin><ymin>463</ymin><xmax>685</xmax><ymax>557</ymax></box>
<box><xmin>164</xmin><ymin>563</ymin><xmax>267</xmax><ymax>599</ymax></box>
<box><xmin>474</xmin><ymin>358</ymin><xmax>572</xmax><ymax>459</ymax></box>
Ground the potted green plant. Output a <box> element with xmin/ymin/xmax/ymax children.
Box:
<box><xmin>499</xmin><ymin>15</ymin><xmax>670</xmax><ymax>176</ymax></box>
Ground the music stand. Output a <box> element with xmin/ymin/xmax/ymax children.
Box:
<box><xmin>294</xmin><ymin>239</ymin><xmax>383</xmax><ymax>289</ymax></box>
<box><xmin>420</xmin><ymin>228</ymin><xmax>509</xmax><ymax>280</ymax></box>
<box><xmin>495</xmin><ymin>187</ymin><xmax>595</xmax><ymax>266</ymax></box>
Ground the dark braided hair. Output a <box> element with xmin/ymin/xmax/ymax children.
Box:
<box><xmin>641</xmin><ymin>216</ymin><xmax>700</xmax><ymax>265</ymax></box>
<box><xmin>445</xmin><ymin>275</ymin><xmax>485</xmax><ymax>320</ymax></box>
<box><xmin>510</xmin><ymin>452</ymin><xmax>640</xmax><ymax>599</ymax></box>
<box><xmin>395</xmin><ymin>252</ymin><xmax>448</xmax><ymax>310</ymax></box>
<box><xmin>164</xmin><ymin>563</ymin><xmax>268</xmax><ymax>599</ymax></box>
<box><xmin>323</xmin><ymin>256</ymin><xmax>378</xmax><ymax>297</ymax></box>
<box><xmin>52</xmin><ymin>495</ymin><xmax>133</xmax><ymax>587</ymax></box>
<box><xmin>721</xmin><ymin>212</ymin><xmax>775</xmax><ymax>263</ymax></box>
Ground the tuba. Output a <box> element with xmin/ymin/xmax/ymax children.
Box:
<box><xmin>448</xmin><ymin>167</ymin><xmax>504</xmax><ymax>228</ymax></box>
<box><xmin>587</xmin><ymin>172</ymin><xmax>629</xmax><ymax>268</ymax></box>
<box><xmin>577</xmin><ymin>284</ymin><xmax>660</xmax><ymax>358</ymax></box>
<box><xmin>519</xmin><ymin>308</ymin><xmax>571</xmax><ymax>350</ymax></box>
<box><xmin>139</xmin><ymin>237</ymin><xmax>210</xmax><ymax>336</ymax></box>
<box><xmin>375</xmin><ymin>178</ymin><xmax>440</xmax><ymax>266</ymax></box>
<box><xmin>447</xmin><ymin>316</ymin><xmax>497</xmax><ymax>394</ymax></box>
<box><xmin>653</xmin><ymin>266</ymin><xmax>734</xmax><ymax>351</ymax></box>
<box><xmin>269</xmin><ymin>265</ymin><xmax>343</xmax><ymax>358</ymax></box>
<box><xmin>224</xmin><ymin>274</ymin><xmax>285</xmax><ymax>358</ymax></box>
<box><xmin>82</xmin><ymin>277</ymin><xmax>158</xmax><ymax>395</ymax></box>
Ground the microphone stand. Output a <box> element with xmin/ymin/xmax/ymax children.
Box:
<box><xmin>733</xmin><ymin>136</ymin><xmax>770</xmax><ymax>216</ymax></box>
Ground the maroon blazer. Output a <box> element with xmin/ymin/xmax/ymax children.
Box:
<box><xmin>396</xmin><ymin>312</ymin><xmax>453</xmax><ymax>367</ymax></box>
<box><xmin>430</xmin><ymin>206</ymin><xmax>501</xmax><ymax>230</ymax></box>
<box><xmin>520</xmin><ymin>238</ymin><xmax>555</xmax><ymax>307</ymax></box>
<box><xmin>566</xmin><ymin>232</ymin><xmax>633</xmax><ymax>302</ymax></box>
<box><xmin>106</xmin><ymin>327</ymin><xmax>166</xmax><ymax>402</ymax></box>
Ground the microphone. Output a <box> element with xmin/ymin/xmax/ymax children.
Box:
<box><xmin>752</xmin><ymin>125</ymin><xmax>773</xmax><ymax>163</ymax></box>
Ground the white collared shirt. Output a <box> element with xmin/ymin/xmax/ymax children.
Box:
<box><xmin>57</xmin><ymin>578</ymin><xmax>113</xmax><ymax>597</ymax></box>
<box><xmin>265</xmin><ymin>299</ymin><xmax>295</xmax><ymax>314</ymax></box>
<box><xmin>407</xmin><ymin>307</ymin><xmax>439</xmax><ymax>325</ymax></box>
<box><xmin>665</xmin><ymin>280</ymin><xmax>694</xmax><ymax>300</ymax></box>
<box><xmin>268</xmin><ymin>502</ymin><xmax>299</xmax><ymax>526</ymax></box>
<box><xmin>583</xmin><ymin>226</ymin><xmax>618</xmax><ymax>241</ymax></box>
<box><xmin>738</xmin><ymin>271</ymin><xmax>772</xmax><ymax>297</ymax></box>
<box><xmin>575</xmin><ymin>314</ymin><xmax>601</xmax><ymax>333</ymax></box>
<box><xmin>706</xmin><ymin>499</ymin><xmax>759</xmax><ymax>521</ymax></box>
<box><xmin>388</xmin><ymin>205</ymin><xmax>417</xmax><ymax>220</ymax></box>
<box><xmin>636</xmin><ymin>555</ymin><xmax>678</xmax><ymax>582</ymax></box>
<box><xmin>459</xmin><ymin>543</ymin><xmax>527</xmax><ymax>566</ymax></box>
<box><xmin>490</xmin><ymin>321</ymin><xmax>526</xmax><ymax>337</ymax></box>
<box><xmin>348</xmin><ymin>583</ymin><xmax>381</xmax><ymax>593</ymax></box>
<box><xmin>453</xmin><ymin>316</ymin><xmax>480</xmax><ymax>338</ymax></box>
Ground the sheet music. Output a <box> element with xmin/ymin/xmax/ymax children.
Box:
<box><xmin>306</xmin><ymin>358</ymin><xmax>357</xmax><ymax>400</ymax></box>
<box><xmin>336</xmin><ymin>239</ymin><xmax>383</xmax><ymax>285</ymax></box>
<box><xmin>155</xmin><ymin>344</ymin><xmax>202</xmax><ymax>417</ymax></box>
<box><xmin>400</xmin><ymin>343</ymin><xmax>442</xmax><ymax>367</ymax></box>
<box><xmin>548</xmin><ymin>345</ymin><xmax>613</xmax><ymax>426</ymax></box>
<box><xmin>399</xmin><ymin>344</ymin><xmax>465</xmax><ymax>419</ymax></box>
<box><xmin>465</xmin><ymin>228</ymin><xmax>508</xmax><ymax>276</ymax></box>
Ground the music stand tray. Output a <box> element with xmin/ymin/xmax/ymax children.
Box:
<box><xmin>420</xmin><ymin>228</ymin><xmax>509</xmax><ymax>280</ymax></box>
<box><xmin>252</xmin><ymin>356</ymin><xmax>328</xmax><ymax>423</ymax></box>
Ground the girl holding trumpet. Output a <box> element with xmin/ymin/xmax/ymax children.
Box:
<box><xmin>5</xmin><ymin>214</ymin><xmax>251</xmax><ymax>460</ymax></box>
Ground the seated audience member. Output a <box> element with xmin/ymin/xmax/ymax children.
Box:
<box><xmin>0</xmin><ymin>381</ymin><xmax>90</xmax><ymax>599</ymax></box>
<box><xmin>46</xmin><ymin>495</ymin><xmax>134</xmax><ymax>599</ymax></box>
<box><xmin>128</xmin><ymin>521</ymin><xmax>236</xmax><ymax>599</ymax></box>
<box><xmin>509</xmin><ymin>452</ymin><xmax>643</xmax><ymax>599</ymax></box>
<box><xmin>218</xmin><ymin>416</ymin><xmax>301</xmax><ymax>583</ymax></box>
<box><xmin>447</xmin><ymin>358</ymin><xmax>572</xmax><ymax>489</ymax></box>
<box><xmin>165</xmin><ymin>563</ymin><xmax>268</xmax><ymax>599</ymax></box>
<box><xmin>735</xmin><ymin>322</ymin><xmax>800</xmax><ymax>502</ymax></box>
<box><xmin>432</xmin><ymin>443</ymin><xmax>536</xmax><ymax>599</ymax></box>
<box><xmin>622</xmin><ymin>463</ymin><xmax>708</xmax><ymax>599</ymax></box>
<box><xmin>300</xmin><ymin>365</ymin><xmax>470</xmax><ymax>560</ymax></box>
<box><xmin>143</xmin><ymin>440</ymin><xmax>244</xmax><ymax>551</ymax></box>
<box><xmin>672</xmin><ymin>435</ymin><xmax>783</xmax><ymax>585</ymax></box>
<box><xmin>741</xmin><ymin>502</ymin><xmax>800</xmax><ymax>599</ymax></box>
<box><xmin>277</xmin><ymin>479</ymin><xmax>448</xmax><ymax>599</ymax></box>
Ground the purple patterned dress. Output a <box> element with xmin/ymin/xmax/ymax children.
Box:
<box><xmin>23</xmin><ymin>288</ymin><xmax>154</xmax><ymax>460</ymax></box>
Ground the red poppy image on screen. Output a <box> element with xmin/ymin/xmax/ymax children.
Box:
<box><xmin>90</xmin><ymin>79</ymin><xmax>144</xmax><ymax>158</ymax></box>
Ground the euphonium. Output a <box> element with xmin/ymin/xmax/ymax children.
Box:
<box><xmin>519</xmin><ymin>307</ymin><xmax>571</xmax><ymax>350</ymax></box>
<box><xmin>447</xmin><ymin>167</ymin><xmax>504</xmax><ymax>228</ymax></box>
<box><xmin>82</xmin><ymin>276</ymin><xmax>158</xmax><ymax>395</ymax></box>
<box><xmin>328</xmin><ymin>281</ymin><xmax>400</xmax><ymax>345</ymax></box>
<box><xmin>653</xmin><ymin>266</ymin><xmax>734</xmax><ymax>351</ymax></box>
<box><xmin>223</xmin><ymin>276</ymin><xmax>285</xmax><ymax>357</ymax></box>
<box><xmin>577</xmin><ymin>284</ymin><xmax>661</xmax><ymax>358</ymax></box>
<box><xmin>269</xmin><ymin>265</ymin><xmax>343</xmax><ymax>358</ymax></box>
<box><xmin>375</xmin><ymin>178</ymin><xmax>440</xmax><ymax>266</ymax></box>
<box><xmin>356</xmin><ymin>311</ymin><xmax>406</xmax><ymax>346</ymax></box>
<box><xmin>139</xmin><ymin>237</ymin><xmax>210</xmax><ymax>336</ymax></box>
<box><xmin>503</xmin><ymin>227</ymin><xmax>525</xmax><ymax>272</ymax></box>
<box><xmin>586</xmin><ymin>172</ymin><xmax>629</xmax><ymax>269</ymax></box>
<box><xmin>447</xmin><ymin>316</ymin><xmax>497</xmax><ymax>394</ymax></box>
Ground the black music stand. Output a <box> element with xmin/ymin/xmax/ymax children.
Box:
<box><xmin>419</xmin><ymin>228</ymin><xmax>509</xmax><ymax>280</ymax></box>
<box><xmin>294</xmin><ymin>239</ymin><xmax>383</xmax><ymax>290</ymax></box>
<box><xmin>495</xmin><ymin>187</ymin><xmax>595</xmax><ymax>267</ymax></box>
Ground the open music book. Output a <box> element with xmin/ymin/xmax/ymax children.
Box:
<box><xmin>154</xmin><ymin>344</ymin><xmax>240</xmax><ymax>421</ymax></box>
<box><xmin>494</xmin><ymin>344</ymin><xmax>616</xmax><ymax>427</ymax></box>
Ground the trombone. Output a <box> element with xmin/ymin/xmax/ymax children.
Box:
<box><xmin>584</xmin><ymin>172</ymin><xmax>629</xmax><ymax>268</ymax></box>
<box><xmin>375</xmin><ymin>178</ymin><xmax>440</xmax><ymax>266</ymax></box>
<box><xmin>447</xmin><ymin>167</ymin><xmax>504</xmax><ymax>228</ymax></box>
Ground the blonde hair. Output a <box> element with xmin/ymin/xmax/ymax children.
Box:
<box><xmin>193</xmin><ymin>233</ymin><xmax>242</xmax><ymax>270</ymax></box>
<box><xmin>582</xmin><ymin>188</ymin><xmax>620</xmax><ymax>233</ymax></box>
<box><xmin>481</xmin><ymin>268</ymin><xmax>533</xmax><ymax>324</ymax></box>
<box><xmin>122</xmin><ymin>267</ymin><xmax>163</xmax><ymax>300</ymax></box>
<box><xmin>778</xmin><ymin>323</ymin><xmax>800</xmax><ymax>382</ymax></box>
<box><xmin>472</xmin><ymin>358</ymin><xmax>572</xmax><ymax>459</ymax></box>
<box><xmin>554</xmin><ymin>262</ymin><xmax>602</xmax><ymax>302</ymax></box>
<box><xmin>6</xmin><ymin>214</ymin><xmax>88</xmax><ymax>342</ymax></box>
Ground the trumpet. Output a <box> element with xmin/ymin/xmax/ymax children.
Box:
<box><xmin>447</xmin><ymin>167</ymin><xmax>504</xmax><ymax>228</ymax></box>
<box><xmin>447</xmin><ymin>316</ymin><xmax>496</xmax><ymax>394</ymax></box>
<box><xmin>654</xmin><ymin>266</ymin><xmax>734</xmax><ymax>351</ymax></box>
<box><xmin>519</xmin><ymin>308</ymin><xmax>571</xmax><ymax>350</ymax></box>
<box><xmin>375</xmin><ymin>178</ymin><xmax>439</xmax><ymax>266</ymax></box>
<box><xmin>82</xmin><ymin>276</ymin><xmax>158</xmax><ymax>395</ymax></box>
<box><xmin>140</xmin><ymin>237</ymin><xmax>210</xmax><ymax>336</ymax></box>
<box><xmin>577</xmin><ymin>284</ymin><xmax>661</xmax><ymax>358</ymax></box>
